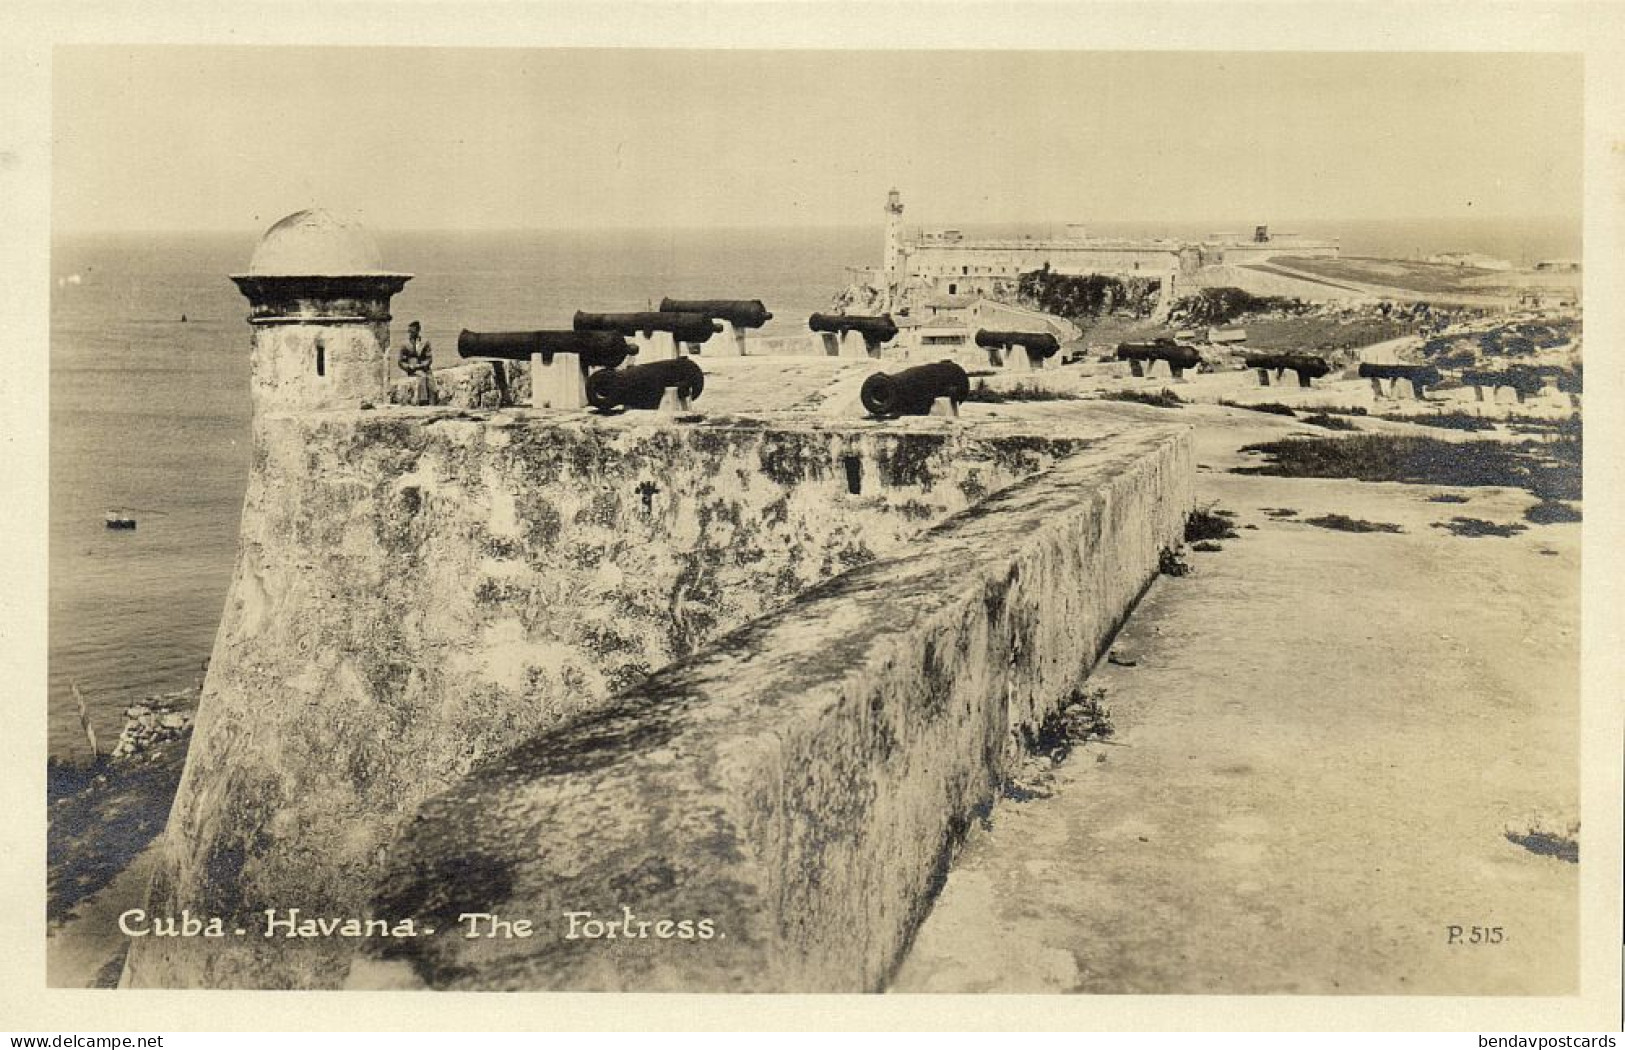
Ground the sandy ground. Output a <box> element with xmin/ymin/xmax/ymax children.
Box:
<box><xmin>891</xmin><ymin>400</ymin><xmax>1580</xmax><ymax>995</ymax></box>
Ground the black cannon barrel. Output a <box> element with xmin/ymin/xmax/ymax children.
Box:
<box><xmin>1358</xmin><ymin>362</ymin><xmax>1442</xmax><ymax>384</ymax></box>
<box><xmin>808</xmin><ymin>312</ymin><xmax>899</xmax><ymax>344</ymax></box>
<box><xmin>975</xmin><ymin>329</ymin><xmax>1061</xmax><ymax>357</ymax></box>
<box><xmin>1243</xmin><ymin>353</ymin><xmax>1332</xmax><ymax>379</ymax></box>
<box><xmin>458</xmin><ymin>329</ymin><xmax>635</xmax><ymax>369</ymax></box>
<box><xmin>658</xmin><ymin>298</ymin><xmax>773</xmax><ymax>329</ymax></box>
<box><xmin>573</xmin><ymin>310</ymin><xmax>721</xmax><ymax>344</ymax></box>
<box><xmin>1116</xmin><ymin>341</ymin><xmax>1203</xmax><ymax>370</ymax></box>
<box><xmin>860</xmin><ymin>361</ymin><xmax>971</xmax><ymax>417</ymax></box>
<box><xmin>1460</xmin><ymin>368</ymin><xmax>1546</xmax><ymax>395</ymax></box>
<box><xmin>585</xmin><ymin>357</ymin><xmax>706</xmax><ymax>412</ymax></box>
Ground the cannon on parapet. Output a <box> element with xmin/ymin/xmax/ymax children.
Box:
<box><xmin>658</xmin><ymin>298</ymin><xmax>773</xmax><ymax>330</ymax></box>
<box><xmin>1358</xmin><ymin>362</ymin><xmax>1442</xmax><ymax>400</ymax></box>
<box><xmin>573</xmin><ymin>311</ymin><xmax>721</xmax><ymax>345</ymax></box>
<box><xmin>458</xmin><ymin>329</ymin><xmax>636</xmax><ymax>369</ymax></box>
<box><xmin>1243</xmin><ymin>352</ymin><xmax>1332</xmax><ymax>389</ymax></box>
<box><xmin>658</xmin><ymin>298</ymin><xmax>773</xmax><ymax>358</ymax></box>
<box><xmin>809</xmin><ymin>313</ymin><xmax>899</xmax><ymax>359</ymax></box>
<box><xmin>859</xmin><ymin>360</ymin><xmax>971</xmax><ymax>418</ymax></box>
<box><xmin>586</xmin><ymin>357</ymin><xmax>706</xmax><ymax>413</ymax></box>
<box><xmin>1459</xmin><ymin>366</ymin><xmax>1547</xmax><ymax>403</ymax></box>
<box><xmin>1116</xmin><ymin>339</ymin><xmax>1204</xmax><ymax>379</ymax></box>
<box><xmin>458</xmin><ymin>328</ymin><xmax>638</xmax><ymax>410</ymax></box>
<box><xmin>975</xmin><ymin>329</ymin><xmax>1060</xmax><ymax>370</ymax></box>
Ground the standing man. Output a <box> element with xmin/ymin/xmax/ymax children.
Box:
<box><xmin>399</xmin><ymin>320</ymin><xmax>434</xmax><ymax>405</ymax></box>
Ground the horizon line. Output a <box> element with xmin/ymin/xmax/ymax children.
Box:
<box><xmin>52</xmin><ymin>213</ymin><xmax>1586</xmax><ymax>238</ymax></box>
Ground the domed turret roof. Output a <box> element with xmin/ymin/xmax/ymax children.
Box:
<box><xmin>243</xmin><ymin>209</ymin><xmax>405</xmax><ymax>277</ymax></box>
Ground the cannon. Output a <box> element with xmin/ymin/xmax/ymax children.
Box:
<box><xmin>975</xmin><ymin>329</ymin><xmax>1060</xmax><ymax>370</ymax></box>
<box><xmin>586</xmin><ymin>357</ymin><xmax>706</xmax><ymax>413</ymax></box>
<box><xmin>457</xmin><ymin>328</ymin><xmax>638</xmax><ymax>409</ymax></box>
<box><xmin>1243</xmin><ymin>352</ymin><xmax>1332</xmax><ymax>389</ymax></box>
<box><xmin>808</xmin><ymin>313</ymin><xmax>899</xmax><ymax>359</ymax></box>
<box><xmin>1358</xmin><ymin>362</ymin><xmax>1442</xmax><ymax>400</ymax></box>
<box><xmin>573</xmin><ymin>310</ymin><xmax>721</xmax><ymax>345</ymax></box>
<box><xmin>458</xmin><ymin>329</ymin><xmax>635</xmax><ymax>369</ymax></box>
<box><xmin>1116</xmin><ymin>339</ymin><xmax>1204</xmax><ymax>379</ymax></box>
<box><xmin>658</xmin><ymin>298</ymin><xmax>773</xmax><ymax>358</ymax></box>
<box><xmin>859</xmin><ymin>360</ymin><xmax>971</xmax><ymax>418</ymax></box>
<box><xmin>1459</xmin><ymin>366</ymin><xmax>1547</xmax><ymax>403</ymax></box>
<box><xmin>658</xmin><ymin>298</ymin><xmax>773</xmax><ymax>330</ymax></box>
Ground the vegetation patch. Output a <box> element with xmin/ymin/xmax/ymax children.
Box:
<box><xmin>1263</xmin><ymin>507</ymin><xmax>1298</xmax><ymax>518</ymax></box>
<box><xmin>1159</xmin><ymin>548</ymin><xmax>1192</xmax><ymax>577</ymax></box>
<box><xmin>1100</xmin><ymin>388</ymin><xmax>1185</xmax><ymax>409</ymax></box>
<box><xmin>1525</xmin><ymin>500</ymin><xmax>1582</xmax><ymax>525</ymax></box>
<box><xmin>1301</xmin><ymin>413</ymin><xmax>1360</xmax><ymax>431</ymax></box>
<box><xmin>1219</xmin><ymin>399</ymin><xmax>1296</xmax><ymax>417</ymax></box>
<box><xmin>1426</xmin><ymin>493</ymin><xmax>1470</xmax><ymax>503</ymax></box>
<box><xmin>1186</xmin><ymin>505</ymin><xmax>1239</xmax><ymax>541</ymax></box>
<box><xmin>1375</xmin><ymin>411</ymin><xmax>1496</xmax><ymax>433</ymax></box>
<box><xmin>1234</xmin><ymin>433</ymin><xmax>1579</xmax><ymax>503</ymax></box>
<box><xmin>1170</xmin><ymin>287</ymin><xmax>1311</xmax><ymax>327</ymax></box>
<box><xmin>1431</xmin><ymin>517</ymin><xmax>1527</xmax><ymax>538</ymax></box>
<box><xmin>1016</xmin><ymin>269</ymin><xmax>1162</xmax><ymax>320</ymax></box>
<box><xmin>1504</xmin><ymin>817</ymin><xmax>1579</xmax><ymax>864</ymax></box>
<box><xmin>1006</xmin><ymin>688</ymin><xmax>1117</xmax><ymax>801</ymax></box>
<box><xmin>1191</xmin><ymin>540</ymin><xmax>1224</xmax><ymax>552</ymax></box>
<box><xmin>963</xmin><ymin>381</ymin><xmax>1081</xmax><ymax>404</ymax></box>
<box><xmin>1302</xmin><ymin>514</ymin><xmax>1403</xmax><ymax>534</ymax></box>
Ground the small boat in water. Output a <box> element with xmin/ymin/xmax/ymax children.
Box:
<box><xmin>104</xmin><ymin>512</ymin><xmax>137</xmax><ymax>530</ymax></box>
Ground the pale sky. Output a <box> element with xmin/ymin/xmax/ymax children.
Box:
<box><xmin>53</xmin><ymin>47</ymin><xmax>1582</xmax><ymax>233</ymax></box>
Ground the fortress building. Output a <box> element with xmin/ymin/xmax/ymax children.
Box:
<box><xmin>869</xmin><ymin>192</ymin><xmax>1340</xmax><ymax>307</ymax></box>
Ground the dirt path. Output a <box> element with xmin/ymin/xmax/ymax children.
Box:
<box><xmin>891</xmin><ymin>410</ymin><xmax>1580</xmax><ymax>995</ymax></box>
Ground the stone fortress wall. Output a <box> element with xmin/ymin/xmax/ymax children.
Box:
<box><xmin>122</xmin><ymin>210</ymin><xmax>1195</xmax><ymax>991</ymax></box>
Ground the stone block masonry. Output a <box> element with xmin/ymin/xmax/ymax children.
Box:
<box><xmin>122</xmin><ymin>410</ymin><xmax>1101</xmax><ymax>989</ymax></box>
<box><xmin>349</xmin><ymin>424</ymin><xmax>1193</xmax><ymax>992</ymax></box>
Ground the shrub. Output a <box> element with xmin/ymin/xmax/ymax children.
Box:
<box><xmin>1100</xmin><ymin>388</ymin><xmax>1185</xmax><ymax>409</ymax></box>
<box><xmin>1302</xmin><ymin>514</ymin><xmax>1403</xmax><ymax>534</ymax></box>
<box><xmin>1186</xmin><ymin>505</ymin><xmax>1239</xmax><ymax>541</ymax></box>
<box><xmin>1301</xmin><ymin>413</ymin><xmax>1359</xmax><ymax>431</ymax></box>
<box><xmin>1219</xmin><ymin>399</ymin><xmax>1296</xmax><ymax>417</ymax></box>
<box><xmin>1432</xmin><ymin>517</ymin><xmax>1527</xmax><ymax>538</ymax></box>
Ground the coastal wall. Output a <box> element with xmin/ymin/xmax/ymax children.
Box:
<box><xmin>122</xmin><ymin>409</ymin><xmax>1090</xmax><ymax>989</ymax></box>
<box><xmin>348</xmin><ymin>425</ymin><xmax>1194</xmax><ymax>992</ymax></box>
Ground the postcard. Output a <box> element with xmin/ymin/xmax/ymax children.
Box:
<box><xmin>3</xmin><ymin>1</ymin><xmax>1621</xmax><ymax>1033</ymax></box>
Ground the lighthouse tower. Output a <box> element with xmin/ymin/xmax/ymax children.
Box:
<box><xmin>882</xmin><ymin>188</ymin><xmax>905</xmax><ymax>309</ymax></box>
<box><xmin>230</xmin><ymin>210</ymin><xmax>412</xmax><ymax>415</ymax></box>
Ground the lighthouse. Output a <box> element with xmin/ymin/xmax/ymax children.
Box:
<box><xmin>230</xmin><ymin>209</ymin><xmax>412</xmax><ymax>414</ymax></box>
<box><xmin>882</xmin><ymin>188</ymin><xmax>905</xmax><ymax>310</ymax></box>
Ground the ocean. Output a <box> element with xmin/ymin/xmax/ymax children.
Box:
<box><xmin>46</xmin><ymin>217</ymin><xmax>1581</xmax><ymax>762</ymax></box>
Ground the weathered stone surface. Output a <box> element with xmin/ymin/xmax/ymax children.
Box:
<box><xmin>124</xmin><ymin>410</ymin><xmax>1093</xmax><ymax>989</ymax></box>
<box><xmin>352</xmin><ymin>425</ymin><xmax>1193</xmax><ymax>992</ymax></box>
<box><xmin>387</xmin><ymin>361</ymin><xmax>526</xmax><ymax>409</ymax></box>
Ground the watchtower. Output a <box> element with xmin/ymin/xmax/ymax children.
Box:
<box><xmin>230</xmin><ymin>210</ymin><xmax>412</xmax><ymax>414</ymax></box>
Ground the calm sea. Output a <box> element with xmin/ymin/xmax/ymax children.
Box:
<box><xmin>46</xmin><ymin>217</ymin><xmax>1581</xmax><ymax>761</ymax></box>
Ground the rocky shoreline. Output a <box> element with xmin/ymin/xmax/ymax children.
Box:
<box><xmin>47</xmin><ymin>688</ymin><xmax>196</xmax><ymax>927</ymax></box>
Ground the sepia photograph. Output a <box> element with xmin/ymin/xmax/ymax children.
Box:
<box><xmin>6</xmin><ymin>2</ymin><xmax>1623</xmax><ymax>1034</ymax></box>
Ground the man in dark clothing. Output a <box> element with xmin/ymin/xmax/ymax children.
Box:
<box><xmin>399</xmin><ymin>321</ymin><xmax>434</xmax><ymax>405</ymax></box>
